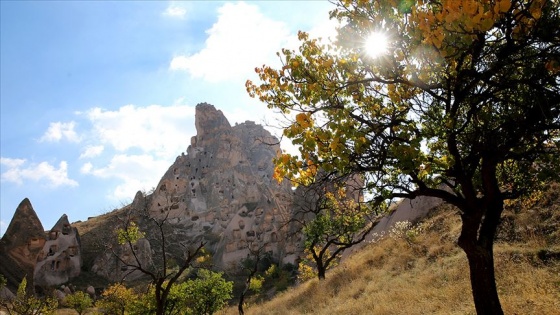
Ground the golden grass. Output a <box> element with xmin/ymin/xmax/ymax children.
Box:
<box><xmin>222</xmin><ymin>204</ymin><xmax>560</xmax><ymax>315</ymax></box>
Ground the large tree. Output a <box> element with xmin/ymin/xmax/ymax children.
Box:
<box><xmin>247</xmin><ymin>0</ymin><xmax>560</xmax><ymax>314</ymax></box>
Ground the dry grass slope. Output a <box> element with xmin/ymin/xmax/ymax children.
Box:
<box><xmin>224</xmin><ymin>185</ymin><xmax>560</xmax><ymax>315</ymax></box>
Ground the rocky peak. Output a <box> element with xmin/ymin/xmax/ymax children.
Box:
<box><xmin>0</xmin><ymin>199</ymin><xmax>47</xmax><ymax>292</ymax></box>
<box><xmin>194</xmin><ymin>103</ymin><xmax>231</xmax><ymax>139</ymax></box>
<box><xmin>0</xmin><ymin>198</ymin><xmax>45</xmax><ymax>249</ymax></box>
<box><xmin>87</xmin><ymin>103</ymin><xmax>301</xmax><ymax>277</ymax></box>
<box><xmin>50</xmin><ymin>214</ymin><xmax>72</xmax><ymax>235</ymax></box>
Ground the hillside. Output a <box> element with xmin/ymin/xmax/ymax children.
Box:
<box><xmin>224</xmin><ymin>184</ymin><xmax>560</xmax><ymax>314</ymax></box>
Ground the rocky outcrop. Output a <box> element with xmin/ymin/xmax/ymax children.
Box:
<box><xmin>0</xmin><ymin>200</ymin><xmax>82</xmax><ymax>291</ymax></box>
<box><xmin>89</xmin><ymin>103</ymin><xmax>300</xmax><ymax>279</ymax></box>
<box><xmin>342</xmin><ymin>195</ymin><xmax>444</xmax><ymax>258</ymax></box>
<box><xmin>34</xmin><ymin>215</ymin><xmax>82</xmax><ymax>287</ymax></box>
<box><xmin>0</xmin><ymin>199</ymin><xmax>46</xmax><ymax>292</ymax></box>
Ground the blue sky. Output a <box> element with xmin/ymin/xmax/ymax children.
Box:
<box><xmin>0</xmin><ymin>1</ymin><xmax>337</xmax><ymax>234</ymax></box>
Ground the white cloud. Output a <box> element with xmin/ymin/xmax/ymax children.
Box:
<box><xmin>169</xmin><ymin>2</ymin><xmax>291</xmax><ymax>82</ymax></box>
<box><xmin>84</xmin><ymin>154</ymin><xmax>170</xmax><ymax>200</ymax></box>
<box><xmin>163</xmin><ymin>3</ymin><xmax>187</xmax><ymax>18</ymax></box>
<box><xmin>79</xmin><ymin>103</ymin><xmax>198</xmax><ymax>200</ymax></box>
<box><xmin>80</xmin><ymin>162</ymin><xmax>93</xmax><ymax>174</ymax></box>
<box><xmin>39</xmin><ymin>121</ymin><xmax>81</xmax><ymax>143</ymax></box>
<box><xmin>79</xmin><ymin>145</ymin><xmax>104</xmax><ymax>159</ymax></box>
<box><xmin>0</xmin><ymin>157</ymin><xmax>25</xmax><ymax>169</ymax></box>
<box><xmin>86</xmin><ymin>104</ymin><xmax>196</xmax><ymax>158</ymax></box>
<box><xmin>0</xmin><ymin>157</ymin><xmax>78</xmax><ymax>188</ymax></box>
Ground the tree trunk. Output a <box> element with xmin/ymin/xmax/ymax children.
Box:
<box><xmin>316</xmin><ymin>263</ymin><xmax>326</xmax><ymax>280</ymax></box>
<box><xmin>458</xmin><ymin>204</ymin><xmax>504</xmax><ymax>314</ymax></box>
<box><xmin>238</xmin><ymin>292</ymin><xmax>245</xmax><ymax>315</ymax></box>
<box><xmin>462</xmin><ymin>243</ymin><xmax>503</xmax><ymax>315</ymax></box>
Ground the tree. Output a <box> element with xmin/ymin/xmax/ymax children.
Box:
<box><xmin>96</xmin><ymin>283</ymin><xmax>136</xmax><ymax>315</ymax></box>
<box><xmin>65</xmin><ymin>291</ymin><xmax>93</xmax><ymax>315</ymax></box>
<box><xmin>236</xmin><ymin>242</ymin><xmax>268</xmax><ymax>315</ymax></box>
<box><xmin>297</xmin><ymin>184</ymin><xmax>378</xmax><ymax>280</ymax></box>
<box><xmin>247</xmin><ymin>0</ymin><xmax>560</xmax><ymax>314</ymax></box>
<box><xmin>0</xmin><ymin>277</ymin><xmax>58</xmax><ymax>315</ymax></box>
<box><xmin>130</xmin><ymin>281</ymin><xmax>185</xmax><ymax>315</ymax></box>
<box><xmin>182</xmin><ymin>269</ymin><xmax>233</xmax><ymax>315</ymax></box>
<box><xmin>113</xmin><ymin>191</ymin><xmax>205</xmax><ymax>315</ymax></box>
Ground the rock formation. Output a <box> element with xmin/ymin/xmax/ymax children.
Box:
<box><xmin>342</xmin><ymin>194</ymin><xmax>444</xmax><ymax>258</ymax></box>
<box><xmin>34</xmin><ymin>215</ymin><xmax>82</xmax><ymax>287</ymax></box>
<box><xmin>0</xmin><ymin>199</ymin><xmax>46</xmax><ymax>292</ymax></box>
<box><xmin>149</xmin><ymin>103</ymin><xmax>299</xmax><ymax>267</ymax></box>
<box><xmin>0</xmin><ymin>200</ymin><xmax>82</xmax><ymax>291</ymax></box>
<box><xmin>89</xmin><ymin>103</ymin><xmax>300</xmax><ymax>281</ymax></box>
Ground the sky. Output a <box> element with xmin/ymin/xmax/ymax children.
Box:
<box><xmin>0</xmin><ymin>1</ymin><xmax>339</xmax><ymax>235</ymax></box>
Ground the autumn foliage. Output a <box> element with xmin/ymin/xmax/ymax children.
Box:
<box><xmin>248</xmin><ymin>0</ymin><xmax>559</xmax><ymax>314</ymax></box>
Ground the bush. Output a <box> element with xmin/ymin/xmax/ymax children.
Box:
<box><xmin>65</xmin><ymin>291</ymin><xmax>93</xmax><ymax>315</ymax></box>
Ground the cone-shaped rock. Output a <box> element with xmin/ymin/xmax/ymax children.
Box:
<box><xmin>0</xmin><ymin>198</ymin><xmax>46</xmax><ymax>292</ymax></box>
<box><xmin>0</xmin><ymin>198</ymin><xmax>45</xmax><ymax>249</ymax></box>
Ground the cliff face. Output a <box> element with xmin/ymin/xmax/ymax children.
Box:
<box><xmin>149</xmin><ymin>103</ymin><xmax>299</xmax><ymax>267</ymax></box>
<box><xmin>89</xmin><ymin>103</ymin><xmax>301</xmax><ymax>281</ymax></box>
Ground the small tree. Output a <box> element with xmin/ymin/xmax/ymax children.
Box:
<box><xmin>0</xmin><ymin>277</ymin><xmax>58</xmax><ymax>315</ymax></box>
<box><xmin>298</xmin><ymin>184</ymin><xmax>379</xmax><ymax>280</ymax></box>
<box><xmin>95</xmin><ymin>283</ymin><xmax>135</xmax><ymax>315</ymax></box>
<box><xmin>65</xmin><ymin>291</ymin><xmax>93</xmax><ymax>315</ymax></box>
<box><xmin>130</xmin><ymin>282</ymin><xmax>185</xmax><ymax>315</ymax></box>
<box><xmin>113</xmin><ymin>191</ymin><xmax>204</xmax><ymax>315</ymax></box>
<box><xmin>183</xmin><ymin>269</ymin><xmax>233</xmax><ymax>315</ymax></box>
<box><xmin>237</xmin><ymin>242</ymin><xmax>268</xmax><ymax>315</ymax></box>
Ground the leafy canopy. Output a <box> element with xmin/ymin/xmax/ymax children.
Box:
<box><xmin>247</xmin><ymin>0</ymin><xmax>560</xmax><ymax>203</ymax></box>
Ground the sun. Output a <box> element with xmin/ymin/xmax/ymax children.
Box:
<box><xmin>365</xmin><ymin>32</ymin><xmax>388</xmax><ymax>58</ymax></box>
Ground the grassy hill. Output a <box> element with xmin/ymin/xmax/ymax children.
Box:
<box><xmin>223</xmin><ymin>184</ymin><xmax>560</xmax><ymax>315</ymax></box>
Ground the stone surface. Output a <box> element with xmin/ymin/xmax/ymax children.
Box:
<box><xmin>34</xmin><ymin>215</ymin><xmax>82</xmax><ymax>287</ymax></box>
<box><xmin>0</xmin><ymin>198</ymin><xmax>46</xmax><ymax>292</ymax></box>
<box><xmin>342</xmin><ymin>194</ymin><xmax>444</xmax><ymax>259</ymax></box>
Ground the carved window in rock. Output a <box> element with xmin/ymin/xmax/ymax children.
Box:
<box><xmin>48</xmin><ymin>244</ymin><xmax>58</xmax><ymax>256</ymax></box>
<box><xmin>67</xmin><ymin>246</ymin><xmax>78</xmax><ymax>257</ymax></box>
<box><xmin>62</xmin><ymin>224</ymin><xmax>71</xmax><ymax>235</ymax></box>
<box><xmin>49</xmin><ymin>231</ymin><xmax>59</xmax><ymax>240</ymax></box>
